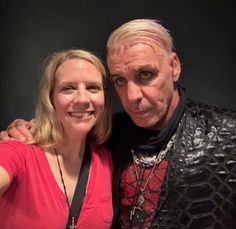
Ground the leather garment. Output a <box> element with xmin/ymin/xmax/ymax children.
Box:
<box><xmin>110</xmin><ymin>99</ymin><xmax>236</xmax><ymax>229</ymax></box>
<box><xmin>153</xmin><ymin>99</ymin><xmax>236</xmax><ymax>228</ymax></box>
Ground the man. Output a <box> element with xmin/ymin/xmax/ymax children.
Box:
<box><xmin>1</xmin><ymin>19</ymin><xmax>236</xmax><ymax>228</ymax></box>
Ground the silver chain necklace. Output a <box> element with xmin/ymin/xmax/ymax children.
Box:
<box><xmin>130</xmin><ymin>133</ymin><xmax>176</xmax><ymax>220</ymax></box>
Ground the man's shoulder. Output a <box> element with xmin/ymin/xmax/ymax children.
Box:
<box><xmin>112</xmin><ymin>112</ymin><xmax>133</xmax><ymax>126</ymax></box>
<box><xmin>106</xmin><ymin>112</ymin><xmax>138</xmax><ymax>150</ymax></box>
<box><xmin>112</xmin><ymin>111</ymin><xmax>143</xmax><ymax>134</ymax></box>
<box><xmin>185</xmin><ymin>98</ymin><xmax>236</xmax><ymax>123</ymax></box>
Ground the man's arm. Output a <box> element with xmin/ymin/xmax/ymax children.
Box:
<box><xmin>0</xmin><ymin>119</ymin><xmax>33</xmax><ymax>142</ymax></box>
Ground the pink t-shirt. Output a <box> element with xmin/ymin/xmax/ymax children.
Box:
<box><xmin>0</xmin><ymin>141</ymin><xmax>113</xmax><ymax>229</ymax></box>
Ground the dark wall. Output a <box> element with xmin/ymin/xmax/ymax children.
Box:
<box><xmin>1</xmin><ymin>0</ymin><xmax>236</xmax><ymax>129</ymax></box>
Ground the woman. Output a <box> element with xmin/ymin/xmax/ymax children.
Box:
<box><xmin>0</xmin><ymin>49</ymin><xmax>113</xmax><ymax>228</ymax></box>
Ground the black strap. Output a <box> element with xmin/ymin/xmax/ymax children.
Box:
<box><xmin>66</xmin><ymin>142</ymin><xmax>91</xmax><ymax>228</ymax></box>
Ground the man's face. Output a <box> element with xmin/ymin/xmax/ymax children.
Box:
<box><xmin>107</xmin><ymin>42</ymin><xmax>181</xmax><ymax>129</ymax></box>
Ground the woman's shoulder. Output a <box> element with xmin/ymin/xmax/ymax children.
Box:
<box><xmin>0</xmin><ymin>140</ymin><xmax>29</xmax><ymax>148</ymax></box>
<box><xmin>0</xmin><ymin>140</ymin><xmax>42</xmax><ymax>156</ymax></box>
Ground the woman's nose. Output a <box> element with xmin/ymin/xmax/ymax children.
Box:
<box><xmin>72</xmin><ymin>89</ymin><xmax>90</xmax><ymax>104</ymax></box>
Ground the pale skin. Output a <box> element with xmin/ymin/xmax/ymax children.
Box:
<box><xmin>0</xmin><ymin>39</ymin><xmax>181</xmax><ymax>205</ymax></box>
<box><xmin>1</xmin><ymin>39</ymin><xmax>181</xmax><ymax>145</ymax></box>
<box><xmin>107</xmin><ymin>40</ymin><xmax>181</xmax><ymax>130</ymax></box>
<box><xmin>0</xmin><ymin>58</ymin><xmax>105</xmax><ymax>205</ymax></box>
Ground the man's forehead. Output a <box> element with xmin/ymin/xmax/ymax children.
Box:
<box><xmin>108</xmin><ymin>43</ymin><xmax>167</xmax><ymax>68</ymax></box>
<box><xmin>108</xmin><ymin>38</ymin><xmax>165</xmax><ymax>55</ymax></box>
<box><xmin>109</xmin><ymin>63</ymin><xmax>159</xmax><ymax>78</ymax></box>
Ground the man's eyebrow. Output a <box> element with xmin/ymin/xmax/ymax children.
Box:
<box><xmin>134</xmin><ymin>65</ymin><xmax>159</xmax><ymax>72</ymax></box>
<box><xmin>109</xmin><ymin>73</ymin><xmax>121</xmax><ymax>78</ymax></box>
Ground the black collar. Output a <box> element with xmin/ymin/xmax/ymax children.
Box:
<box><xmin>132</xmin><ymin>85</ymin><xmax>186</xmax><ymax>154</ymax></box>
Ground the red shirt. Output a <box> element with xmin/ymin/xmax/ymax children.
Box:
<box><xmin>0</xmin><ymin>141</ymin><xmax>113</xmax><ymax>229</ymax></box>
<box><xmin>119</xmin><ymin>160</ymin><xmax>168</xmax><ymax>228</ymax></box>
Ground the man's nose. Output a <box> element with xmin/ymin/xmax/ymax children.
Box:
<box><xmin>127</xmin><ymin>81</ymin><xmax>142</xmax><ymax>102</ymax></box>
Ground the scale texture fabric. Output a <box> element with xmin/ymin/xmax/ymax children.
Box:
<box><xmin>153</xmin><ymin>100</ymin><xmax>236</xmax><ymax>229</ymax></box>
<box><xmin>111</xmin><ymin>99</ymin><xmax>236</xmax><ymax>229</ymax></box>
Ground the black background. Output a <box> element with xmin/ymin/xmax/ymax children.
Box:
<box><xmin>0</xmin><ymin>0</ymin><xmax>235</xmax><ymax>129</ymax></box>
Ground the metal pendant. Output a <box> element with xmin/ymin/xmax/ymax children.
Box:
<box><xmin>137</xmin><ymin>193</ymin><xmax>145</xmax><ymax>207</ymax></box>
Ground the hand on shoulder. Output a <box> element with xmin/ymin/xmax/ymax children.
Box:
<box><xmin>0</xmin><ymin>119</ymin><xmax>33</xmax><ymax>142</ymax></box>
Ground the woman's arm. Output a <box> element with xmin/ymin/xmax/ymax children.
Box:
<box><xmin>0</xmin><ymin>166</ymin><xmax>10</xmax><ymax>196</ymax></box>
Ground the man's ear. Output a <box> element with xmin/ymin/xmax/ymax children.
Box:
<box><xmin>170</xmin><ymin>52</ymin><xmax>181</xmax><ymax>82</ymax></box>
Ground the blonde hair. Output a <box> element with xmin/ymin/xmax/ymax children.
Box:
<box><xmin>107</xmin><ymin>19</ymin><xmax>174</xmax><ymax>53</ymax></box>
<box><xmin>31</xmin><ymin>49</ymin><xmax>112</xmax><ymax>148</ymax></box>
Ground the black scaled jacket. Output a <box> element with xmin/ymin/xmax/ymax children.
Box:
<box><xmin>109</xmin><ymin>99</ymin><xmax>236</xmax><ymax>229</ymax></box>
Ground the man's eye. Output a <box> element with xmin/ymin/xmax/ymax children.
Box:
<box><xmin>139</xmin><ymin>71</ymin><xmax>155</xmax><ymax>79</ymax></box>
<box><xmin>113</xmin><ymin>77</ymin><xmax>126</xmax><ymax>87</ymax></box>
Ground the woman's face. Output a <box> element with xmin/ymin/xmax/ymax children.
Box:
<box><xmin>52</xmin><ymin>58</ymin><xmax>105</xmax><ymax>137</ymax></box>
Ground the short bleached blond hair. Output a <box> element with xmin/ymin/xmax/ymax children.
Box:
<box><xmin>107</xmin><ymin>19</ymin><xmax>174</xmax><ymax>54</ymax></box>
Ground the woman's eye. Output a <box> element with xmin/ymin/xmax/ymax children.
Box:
<box><xmin>113</xmin><ymin>77</ymin><xmax>126</xmax><ymax>87</ymax></box>
<box><xmin>87</xmin><ymin>84</ymin><xmax>102</xmax><ymax>93</ymax></box>
<box><xmin>61</xmin><ymin>86</ymin><xmax>74</xmax><ymax>93</ymax></box>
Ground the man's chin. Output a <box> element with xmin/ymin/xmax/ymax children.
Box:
<box><xmin>132</xmin><ymin>118</ymin><xmax>152</xmax><ymax>129</ymax></box>
<box><xmin>131</xmin><ymin>116</ymin><xmax>162</xmax><ymax>130</ymax></box>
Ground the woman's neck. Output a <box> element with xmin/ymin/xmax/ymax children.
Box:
<box><xmin>57</xmin><ymin>135</ymin><xmax>87</xmax><ymax>163</ymax></box>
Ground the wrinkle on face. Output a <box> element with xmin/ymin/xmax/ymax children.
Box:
<box><xmin>108</xmin><ymin>40</ymin><xmax>180</xmax><ymax>129</ymax></box>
